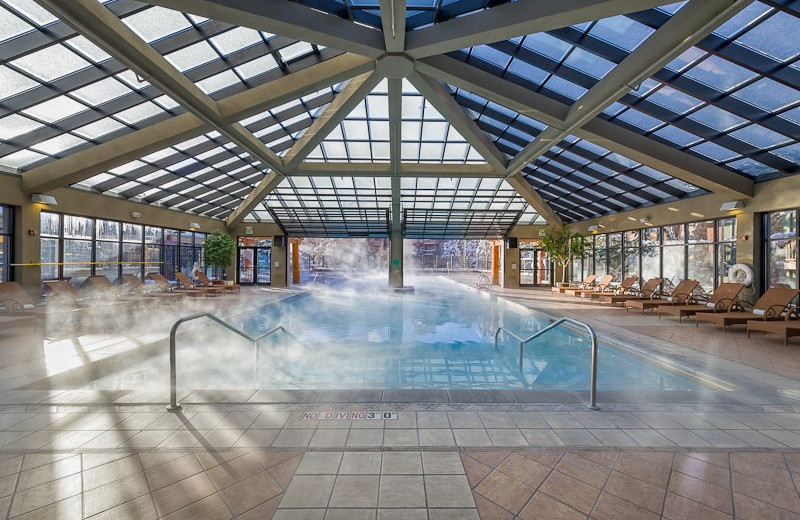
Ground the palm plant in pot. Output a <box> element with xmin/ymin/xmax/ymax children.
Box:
<box><xmin>539</xmin><ymin>225</ymin><xmax>588</xmax><ymax>286</ymax></box>
<box><xmin>203</xmin><ymin>231</ymin><xmax>236</xmax><ymax>281</ymax></box>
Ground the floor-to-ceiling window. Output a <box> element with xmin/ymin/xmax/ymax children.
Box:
<box><xmin>0</xmin><ymin>206</ymin><xmax>11</xmax><ymax>282</ymax></box>
<box><xmin>40</xmin><ymin>211</ymin><xmax>207</xmax><ymax>283</ymax></box>
<box><xmin>765</xmin><ymin>209</ymin><xmax>798</xmax><ymax>289</ymax></box>
<box><xmin>572</xmin><ymin>217</ymin><xmax>736</xmax><ymax>291</ymax></box>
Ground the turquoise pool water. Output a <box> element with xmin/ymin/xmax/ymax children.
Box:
<box><xmin>85</xmin><ymin>279</ymin><xmax>702</xmax><ymax>391</ymax></box>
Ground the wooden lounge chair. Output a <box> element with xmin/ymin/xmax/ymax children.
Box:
<box><xmin>625</xmin><ymin>279</ymin><xmax>700</xmax><ymax>314</ymax></box>
<box><xmin>0</xmin><ymin>281</ymin><xmax>79</xmax><ymax>317</ymax></box>
<box><xmin>747</xmin><ymin>308</ymin><xmax>800</xmax><ymax>346</ymax></box>
<box><xmin>696</xmin><ymin>287</ymin><xmax>800</xmax><ymax>331</ymax></box>
<box><xmin>120</xmin><ymin>274</ymin><xmax>186</xmax><ymax>300</ymax></box>
<box><xmin>552</xmin><ymin>274</ymin><xmax>596</xmax><ymax>295</ymax></box>
<box><xmin>598</xmin><ymin>278</ymin><xmax>663</xmax><ymax>307</ymax></box>
<box><xmin>147</xmin><ymin>273</ymin><xmax>207</xmax><ymax>298</ymax></box>
<box><xmin>564</xmin><ymin>274</ymin><xmax>613</xmax><ymax>298</ymax></box>
<box><xmin>43</xmin><ymin>280</ymin><xmax>91</xmax><ymax>305</ymax></box>
<box><xmin>175</xmin><ymin>272</ymin><xmax>225</xmax><ymax>296</ymax></box>
<box><xmin>658</xmin><ymin>282</ymin><xmax>744</xmax><ymax>322</ymax></box>
<box><xmin>196</xmin><ymin>271</ymin><xmax>240</xmax><ymax>293</ymax></box>
<box><xmin>588</xmin><ymin>276</ymin><xmax>638</xmax><ymax>301</ymax></box>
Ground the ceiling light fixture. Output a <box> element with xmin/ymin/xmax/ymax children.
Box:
<box><xmin>31</xmin><ymin>193</ymin><xmax>57</xmax><ymax>205</ymax></box>
<box><xmin>720</xmin><ymin>200</ymin><xmax>744</xmax><ymax>211</ymax></box>
<box><xmin>188</xmin><ymin>222</ymin><xmax>200</xmax><ymax>231</ymax></box>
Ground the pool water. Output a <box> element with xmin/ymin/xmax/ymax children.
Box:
<box><xmin>87</xmin><ymin>279</ymin><xmax>703</xmax><ymax>392</ymax></box>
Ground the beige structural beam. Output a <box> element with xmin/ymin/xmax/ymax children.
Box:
<box><xmin>22</xmin><ymin>54</ymin><xmax>374</xmax><ymax>193</ymax></box>
<box><xmin>408</xmin><ymin>73</ymin><xmax>507</xmax><ymax>173</ymax></box>
<box><xmin>225</xmin><ymin>171</ymin><xmax>284</xmax><ymax>227</ymax></box>
<box><xmin>405</xmin><ymin>0</ymin><xmax>673</xmax><ymax>59</ymax></box>
<box><xmin>21</xmin><ymin>114</ymin><xmax>207</xmax><ymax>193</ymax></box>
<box><xmin>379</xmin><ymin>0</ymin><xmax>406</xmax><ymax>53</ymax></box>
<box><xmin>283</xmin><ymin>72</ymin><xmax>383</xmax><ymax>170</ymax></box>
<box><xmin>145</xmin><ymin>0</ymin><xmax>386</xmax><ymax>59</ymax></box>
<box><xmin>290</xmin><ymin>162</ymin><xmax>503</xmax><ymax>177</ymax></box>
<box><xmin>417</xmin><ymin>54</ymin><xmax>754</xmax><ymax>198</ymax></box>
<box><xmin>505</xmin><ymin>0</ymin><xmax>753</xmax><ymax>177</ymax></box>
<box><xmin>408</xmin><ymin>72</ymin><xmax>563</xmax><ymax>225</ymax></box>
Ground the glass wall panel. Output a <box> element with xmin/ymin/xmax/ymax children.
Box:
<box><xmin>123</xmin><ymin>223</ymin><xmax>143</xmax><ymax>242</ymax></box>
<box><xmin>96</xmin><ymin>219</ymin><xmax>120</xmax><ymax>241</ymax></box>
<box><xmin>63</xmin><ymin>239</ymin><xmax>92</xmax><ymax>280</ymax></box>
<box><xmin>662</xmin><ymin>245</ymin><xmax>685</xmax><ymax>287</ymax></box>
<box><xmin>0</xmin><ymin>206</ymin><xmax>10</xmax><ymax>282</ymax></box>
<box><xmin>163</xmin><ymin>229</ymin><xmax>179</xmax><ymax>279</ymax></box>
<box><xmin>122</xmin><ymin>243</ymin><xmax>143</xmax><ymax>278</ymax></box>
<box><xmin>766</xmin><ymin>210</ymin><xmax>798</xmax><ymax>289</ymax></box>
<box><xmin>687</xmin><ymin>243</ymin><xmax>715</xmax><ymax>288</ymax></box>
<box><xmin>41</xmin><ymin>238</ymin><xmax>59</xmax><ymax>281</ymax></box>
<box><xmin>624</xmin><ymin>248</ymin><xmax>639</xmax><ymax>278</ymax></box>
<box><xmin>95</xmin><ymin>241</ymin><xmax>119</xmax><ymax>282</ymax></box>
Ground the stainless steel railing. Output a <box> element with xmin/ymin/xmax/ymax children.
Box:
<box><xmin>494</xmin><ymin>317</ymin><xmax>599</xmax><ymax>409</ymax></box>
<box><xmin>167</xmin><ymin>313</ymin><xmax>296</xmax><ymax>411</ymax></box>
<box><xmin>476</xmin><ymin>274</ymin><xmax>493</xmax><ymax>291</ymax></box>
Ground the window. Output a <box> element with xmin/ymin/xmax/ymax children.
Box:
<box><xmin>39</xmin><ymin>211</ymin><xmax>209</xmax><ymax>282</ymax></box>
<box><xmin>572</xmin><ymin>217</ymin><xmax>736</xmax><ymax>291</ymax></box>
<box><xmin>765</xmin><ymin>209</ymin><xmax>798</xmax><ymax>289</ymax></box>
<box><xmin>0</xmin><ymin>206</ymin><xmax>11</xmax><ymax>282</ymax></box>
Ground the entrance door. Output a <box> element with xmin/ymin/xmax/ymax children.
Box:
<box><xmin>520</xmin><ymin>244</ymin><xmax>552</xmax><ymax>286</ymax></box>
<box><xmin>238</xmin><ymin>246</ymin><xmax>271</xmax><ymax>284</ymax></box>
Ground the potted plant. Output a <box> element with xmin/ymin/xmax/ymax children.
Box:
<box><xmin>203</xmin><ymin>231</ymin><xmax>236</xmax><ymax>281</ymax></box>
<box><xmin>540</xmin><ymin>225</ymin><xmax>588</xmax><ymax>286</ymax></box>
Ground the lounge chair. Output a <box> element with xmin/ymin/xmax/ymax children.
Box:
<box><xmin>598</xmin><ymin>278</ymin><xmax>663</xmax><ymax>307</ymax></box>
<box><xmin>147</xmin><ymin>273</ymin><xmax>208</xmax><ymax>298</ymax></box>
<box><xmin>120</xmin><ymin>274</ymin><xmax>186</xmax><ymax>301</ymax></box>
<box><xmin>175</xmin><ymin>272</ymin><xmax>225</xmax><ymax>296</ymax></box>
<box><xmin>588</xmin><ymin>276</ymin><xmax>638</xmax><ymax>301</ymax></box>
<box><xmin>196</xmin><ymin>271</ymin><xmax>240</xmax><ymax>293</ymax></box>
<box><xmin>43</xmin><ymin>280</ymin><xmax>91</xmax><ymax>305</ymax></box>
<box><xmin>0</xmin><ymin>281</ymin><xmax>80</xmax><ymax>317</ymax></box>
<box><xmin>658</xmin><ymin>282</ymin><xmax>744</xmax><ymax>322</ymax></box>
<box><xmin>552</xmin><ymin>274</ymin><xmax>596</xmax><ymax>295</ymax></box>
<box><xmin>696</xmin><ymin>287</ymin><xmax>800</xmax><ymax>331</ymax></box>
<box><xmin>625</xmin><ymin>279</ymin><xmax>700</xmax><ymax>314</ymax></box>
<box><xmin>747</xmin><ymin>308</ymin><xmax>800</xmax><ymax>346</ymax></box>
<box><xmin>564</xmin><ymin>274</ymin><xmax>613</xmax><ymax>298</ymax></box>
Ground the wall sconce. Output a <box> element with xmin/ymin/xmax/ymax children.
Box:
<box><xmin>31</xmin><ymin>193</ymin><xmax>57</xmax><ymax>205</ymax></box>
<box><xmin>587</xmin><ymin>224</ymin><xmax>600</xmax><ymax>232</ymax></box>
<box><xmin>720</xmin><ymin>200</ymin><xmax>744</xmax><ymax>211</ymax></box>
<box><xmin>639</xmin><ymin>217</ymin><xmax>649</xmax><ymax>224</ymax></box>
<box><xmin>188</xmin><ymin>222</ymin><xmax>200</xmax><ymax>231</ymax></box>
<box><xmin>131</xmin><ymin>211</ymin><xmax>142</xmax><ymax>219</ymax></box>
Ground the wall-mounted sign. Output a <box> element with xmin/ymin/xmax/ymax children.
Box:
<box><xmin>245</xmin><ymin>226</ymin><xmax>253</xmax><ymax>235</ymax></box>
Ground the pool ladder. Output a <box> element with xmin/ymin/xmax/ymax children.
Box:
<box><xmin>494</xmin><ymin>317</ymin><xmax>599</xmax><ymax>410</ymax></box>
<box><xmin>476</xmin><ymin>274</ymin><xmax>493</xmax><ymax>291</ymax></box>
<box><xmin>166</xmin><ymin>313</ymin><xmax>296</xmax><ymax>412</ymax></box>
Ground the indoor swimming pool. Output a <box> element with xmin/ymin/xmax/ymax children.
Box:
<box><xmin>78</xmin><ymin>279</ymin><xmax>704</xmax><ymax>392</ymax></box>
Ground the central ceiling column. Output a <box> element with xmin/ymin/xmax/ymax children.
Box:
<box><xmin>388</xmin><ymin>78</ymin><xmax>403</xmax><ymax>288</ymax></box>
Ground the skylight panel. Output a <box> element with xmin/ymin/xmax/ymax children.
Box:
<box><xmin>121</xmin><ymin>7</ymin><xmax>191</xmax><ymax>43</ymax></box>
<box><xmin>71</xmin><ymin>77</ymin><xmax>131</xmax><ymax>105</ymax></box>
<box><xmin>153</xmin><ymin>95</ymin><xmax>180</xmax><ymax>110</ymax></box>
<box><xmin>115</xmin><ymin>101</ymin><xmax>164</xmax><ymax>125</ymax></box>
<box><xmin>690</xmin><ymin>141</ymin><xmax>739</xmax><ymax>162</ymax></box>
<box><xmin>543</xmin><ymin>76</ymin><xmax>587</xmax><ymax>100</ymax></box>
<box><xmin>196</xmin><ymin>70</ymin><xmax>240</xmax><ymax>94</ymax></box>
<box><xmin>30</xmin><ymin>134</ymin><xmax>86</xmax><ymax>155</ymax></box>
<box><xmin>664</xmin><ymin>47</ymin><xmax>706</xmax><ymax>73</ymax></box>
<box><xmin>729</xmin><ymin>124</ymin><xmax>791</xmax><ymax>149</ymax></box>
<box><xmin>652</xmin><ymin>125</ymin><xmax>702</xmax><ymax>147</ymax></box>
<box><xmin>645</xmin><ymin>86</ymin><xmax>703</xmax><ymax>114</ymax></box>
<box><xmin>165</xmin><ymin>41</ymin><xmax>219</xmax><ymax>72</ymax></box>
<box><xmin>0</xmin><ymin>149</ymin><xmax>45</xmax><ymax>168</ymax></box>
<box><xmin>562</xmin><ymin>48</ymin><xmax>615</xmax><ymax>79</ymax></box>
<box><xmin>693</xmin><ymin>109</ymin><xmax>748</xmax><ymax>137</ymax></box>
<box><xmin>279</xmin><ymin>42</ymin><xmax>313</xmax><ymax>62</ymax></box>
<box><xmin>22</xmin><ymin>95</ymin><xmax>87</xmax><ymax>122</ymax></box>
<box><xmin>727</xmin><ymin>157</ymin><xmax>776</xmax><ymax>177</ymax></box>
<box><xmin>712</xmin><ymin>2</ymin><xmax>772</xmax><ymax>39</ymax></box>
<box><xmin>210</xmin><ymin>27</ymin><xmax>263</xmax><ymax>55</ymax></box>
<box><xmin>520</xmin><ymin>32</ymin><xmax>571</xmax><ymax>61</ymax></box>
<box><xmin>771</xmin><ymin>143</ymin><xmax>800</xmax><ymax>164</ymax></box>
<box><xmin>11</xmin><ymin>44</ymin><xmax>90</xmax><ymax>82</ymax></box>
<box><xmin>116</xmin><ymin>70</ymin><xmax>150</xmax><ymax>90</ymax></box>
<box><xmin>736</xmin><ymin>12</ymin><xmax>800</xmax><ymax>62</ymax></box>
<box><xmin>0</xmin><ymin>7</ymin><xmax>32</xmax><ymax>42</ymax></box>
<box><xmin>684</xmin><ymin>55</ymin><xmax>758</xmax><ymax>91</ymax></box>
<box><xmin>0</xmin><ymin>66</ymin><xmax>38</xmax><ymax>99</ymax></box>
<box><xmin>615</xmin><ymin>109</ymin><xmax>663</xmax><ymax>132</ymax></box>
<box><xmin>0</xmin><ymin>114</ymin><xmax>43</xmax><ymax>140</ymax></box>
<box><xmin>63</xmin><ymin>36</ymin><xmax>111</xmax><ymax>63</ymax></box>
<box><xmin>3</xmin><ymin>0</ymin><xmax>57</xmax><ymax>27</ymax></box>
<box><xmin>235</xmin><ymin>54</ymin><xmax>279</xmax><ymax>80</ymax></box>
<box><xmin>587</xmin><ymin>16</ymin><xmax>655</xmax><ymax>52</ymax></box>
<box><xmin>731</xmin><ymin>78</ymin><xmax>798</xmax><ymax>112</ymax></box>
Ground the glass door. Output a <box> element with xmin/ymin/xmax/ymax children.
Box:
<box><xmin>256</xmin><ymin>248</ymin><xmax>271</xmax><ymax>284</ymax></box>
<box><xmin>534</xmin><ymin>250</ymin><xmax>551</xmax><ymax>286</ymax></box>
<box><xmin>239</xmin><ymin>248</ymin><xmax>254</xmax><ymax>283</ymax></box>
<box><xmin>520</xmin><ymin>241</ymin><xmax>551</xmax><ymax>286</ymax></box>
<box><xmin>520</xmin><ymin>247</ymin><xmax>535</xmax><ymax>286</ymax></box>
<box><xmin>238</xmin><ymin>236</ymin><xmax>272</xmax><ymax>285</ymax></box>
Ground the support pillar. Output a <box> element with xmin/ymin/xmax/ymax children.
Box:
<box><xmin>15</xmin><ymin>201</ymin><xmax>42</xmax><ymax>295</ymax></box>
<box><xmin>491</xmin><ymin>243</ymin><xmax>500</xmax><ymax>285</ymax></box>
<box><xmin>389</xmin><ymin>177</ymin><xmax>403</xmax><ymax>288</ymax></box>
<box><xmin>290</xmin><ymin>237</ymin><xmax>302</xmax><ymax>285</ymax></box>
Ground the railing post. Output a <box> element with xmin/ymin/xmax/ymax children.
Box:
<box><xmin>518</xmin><ymin>340</ymin><xmax>524</xmax><ymax>371</ymax></box>
<box><xmin>167</xmin><ymin>319</ymin><xmax>182</xmax><ymax>412</ymax></box>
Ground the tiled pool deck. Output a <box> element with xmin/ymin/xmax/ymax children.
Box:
<box><xmin>3</xmin><ymin>277</ymin><xmax>800</xmax><ymax>518</ymax></box>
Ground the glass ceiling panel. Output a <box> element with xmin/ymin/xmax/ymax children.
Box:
<box><xmin>71</xmin><ymin>132</ymin><xmax>264</xmax><ymax>219</ymax></box>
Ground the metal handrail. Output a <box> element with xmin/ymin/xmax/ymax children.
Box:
<box><xmin>494</xmin><ymin>317</ymin><xmax>599</xmax><ymax>410</ymax></box>
<box><xmin>476</xmin><ymin>274</ymin><xmax>493</xmax><ymax>291</ymax></box>
<box><xmin>167</xmin><ymin>313</ymin><xmax>296</xmax><ymax>411</ymax></box>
